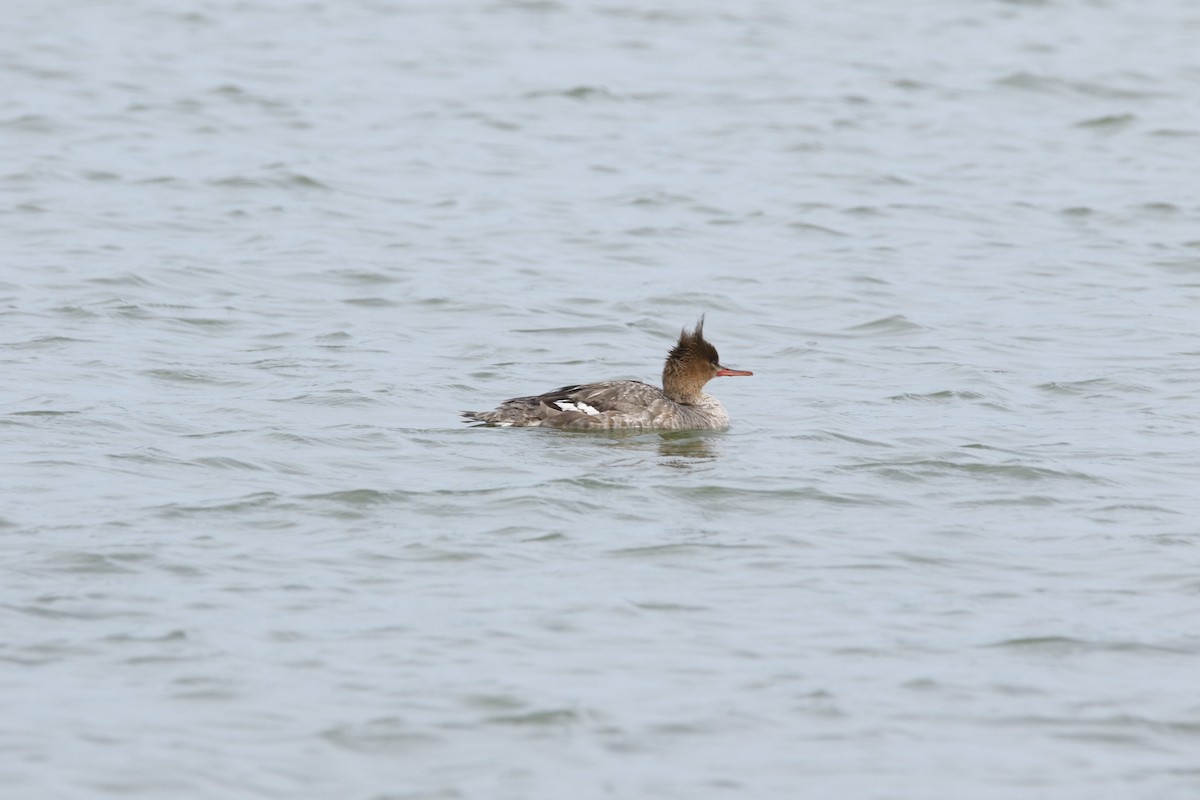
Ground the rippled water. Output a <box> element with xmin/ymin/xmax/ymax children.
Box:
<box><xmin>4</xmin><ymin>1</ymin><xmax>1200</xmax><ymax>798</ymax></box>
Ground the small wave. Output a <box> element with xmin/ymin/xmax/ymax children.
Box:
<box><xmin>888</xmin><ymin>390</ymin><xmax>988</xmax><ymax>403</ymax></box>
<box><xmin>995</xmin><ymin>72</ymin><xmax>1165</xmax><ymax>99</ymax></box>
<box><xmin>846</xmin><ymin>459</ymin><xmax>1105</xmax><ymax>484</ymax></box>
<box><xmin>1074</xmin><ymin>113</ymin><xmax>1136</xmax><ymax>130</ymax></box>
<box><xmin>843</xmin><ymin>314</ymin><xmax>925</xmax><ymax>335</ymax></box>
<box><xmin>984</xmin><ymin>636</ymin><xmax>1195</xmax><ymax>655</ymax></box>
<box><xmin>524</xmin><ymin>85</ymin><xmax>620</xmax><ymax>101</ymax></box>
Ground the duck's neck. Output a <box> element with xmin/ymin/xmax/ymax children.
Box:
<box><xmin>662</xmin><ymin>362</ymin><xmax>705</xmax><ymax>405</ymax></box>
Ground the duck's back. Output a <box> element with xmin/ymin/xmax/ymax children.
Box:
<box><xmin>462</xmin><ymin>380</ymin><xmax>727</xmax><ymax>430</ymax></box>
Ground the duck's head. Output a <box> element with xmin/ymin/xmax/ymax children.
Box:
<box><xmin>661</xmin><ymin>315</ymin><xmax>753</xmax><ymax>404</ymax></box>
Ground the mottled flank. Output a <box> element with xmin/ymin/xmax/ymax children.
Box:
<box><xmin>462</xmin><ymin>317</ymin><xmax>753</xmax><ymax>430</ymax></box>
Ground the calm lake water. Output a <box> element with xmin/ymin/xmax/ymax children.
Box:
<box><xmin>3</xmin><ymin>1</ymin><xmax>1200</xmax><ymax>798</ymax></box>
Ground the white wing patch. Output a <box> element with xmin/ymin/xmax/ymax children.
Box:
<box><xmin>554</xmin><ymin>400</ymin><xmax>601</xmax><ymax>416</ymax></box>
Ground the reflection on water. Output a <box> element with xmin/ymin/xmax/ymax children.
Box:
<box><xmin>561</xmin><ymin>428</ymin><xmax>721</xmax><ymax>468</ymax></box>
<box><xmin>656</xmin><ymin>431</ymin><xmax>719</xmax><ymax>467</ymax></box>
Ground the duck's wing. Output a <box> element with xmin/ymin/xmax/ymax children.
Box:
<box><xmin>462</xmin><ymin>380</ymin><xmax>666</xmax><ymax>428</ymax></box>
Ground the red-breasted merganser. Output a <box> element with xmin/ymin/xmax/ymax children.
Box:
<box><xmin>461</xmin><ymin>316</ymin><xmax>753</xmax><ymax>430</ymax></box>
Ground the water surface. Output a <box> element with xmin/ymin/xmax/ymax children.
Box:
<box><xmin>3</xmin><ymin>1</ymin><xmax>1200</xmax><ymax>798</ymax></box>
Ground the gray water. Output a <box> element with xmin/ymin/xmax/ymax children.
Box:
<box><xmin>3</xmin><ymin>1</ymin><xmax>1200</xmax><ymax>798</ymax></box>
